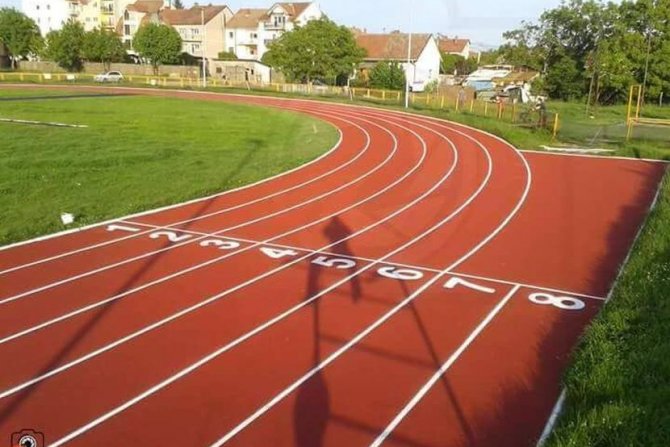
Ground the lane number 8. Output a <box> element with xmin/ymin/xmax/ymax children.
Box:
<box><xmin>528</xmin><ymin>292</ymin><xmax>585</xmax><ymax>311</ymax></box>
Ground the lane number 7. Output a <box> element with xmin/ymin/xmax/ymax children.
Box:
<box><xmin>443</xmin><ymin>277</ymin><xmax>496</xmax><ymax>294</ymax></box>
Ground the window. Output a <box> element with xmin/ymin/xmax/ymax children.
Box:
<box><xmin>124</xmin><ymin>24</ymin><xmax>131</xmax><ymax>35</ymax></box>
<box><xmin>36</xmin><ymin>5</ymin><xmax>39</xmax><ymax>10</ymax></box>
<box><xmin>229</xmin><ymin>31</ymin><xmax>233</xmax><ymax>38</ymax></box>
<box><xmin>124</xmin><ymin>10</ymin><xmax>129</xmax><ymax>20</ymax></box>
<box><xmin>46</xmin><ymin>4</ymin><xmax>50</xmax><ymax>9</ymax></box>
<box><xmin>228</xmin><ymin>47</ymin><xmax>234</xmax><ymax>53</ymax></box>
<box><xmin>251</xmin><ymin>33</ymin><xmax>257</xmax><ymax>39</ymax></box>
<box><xmin>191</xmin><ymin>28</ymin><xmax>199</xmax><ymax>35</ymax></box>
<box><xmin>250</xmin><ymin>48</ymin><xmax>256</xmax><ymax>55</ymax></box>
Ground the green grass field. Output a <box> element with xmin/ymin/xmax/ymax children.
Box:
<box><xmin>0</xmin><ymin>88</ymin><xmax>338</xmax><ymax>245</ymax></box>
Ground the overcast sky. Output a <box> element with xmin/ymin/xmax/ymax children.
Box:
<box><xmin>0</xmin><ymin>0</ymin><xmax>567</xmax><ymax>47</ymax></box>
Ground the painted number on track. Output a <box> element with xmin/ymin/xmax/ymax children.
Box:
<box><xmin>260</xmin><ymin>247</ymin><xmax>299</xmax><ymax>260</ymax></box>
<box><xmin>107</xmin><ymin>224</ymin><xmax>140</xmax><ymax>233</ymax></box>
<box><xmin>444</xmin><ymin>277</ymin><xmax>496</xmax><ymax>294</ymax></box>
<box><xmin>377</xmin><ymin>266</ymin><xmax>424</xmax><ymax>281</ymax></box>
<box><xmin>528</xmin><ymin>292</ymin><xmax>585</xmax><ymax>311</ymax></box>
<box><xmin>200</xmin><ymin>239</ymin><xmax>241</xmax><ymax>250</ymax></box>
<box><xmin>312</xmin><ymin>256</ymin><xmax>356</xmax><ymax>270</ymax></box>
<box><xmin>149</xmin><ymin>231</ymin><xmax>192</xmax><ymax>243</ymax></box>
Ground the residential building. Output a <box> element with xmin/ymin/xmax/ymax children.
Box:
<box><xmin>437</xmin><ymin>36</ymin><xmax>471</xmax><ymax>59</ymax></box>
<box><xmin>160</xmin><ymin>5</ymin><xmax>233</xmax><ymax>60</ymax></box>
<box><xmin>23</xmin><ymin>0</ymin><xmax>163</xmax><ymax>35</ymax></box>
<box><xmin>226</xmin><ymin>2</ymin><xmax>323</xmax><ymax>61</ymax></box>
<box><xmin>118</xmin><ymin>0</ymin><xmax>163</xmax><ymax>50</ymax></box>
<box><xmin>355</xmin><ymin>32</ymin><xmax>441</xmax><ymax>86</ymax></box>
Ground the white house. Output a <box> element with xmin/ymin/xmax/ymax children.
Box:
<box><xmin>23</xmin><ymin>0</ymin><xmax>72</xmax><ymax>35</ymax></box>
<box><xmin>355</xmin><ymin>32</ymin><xmax>441</xmax><ymax>86</ymax></box>
<box><xmin>437</xmin><ymin>36</ymin><xmax>471</xmax><ymax>59</ymax></box>
<box><xmin>226</xmin><ymin>2</ymin><xmax>323</xmax><ymax>61</ymax></box>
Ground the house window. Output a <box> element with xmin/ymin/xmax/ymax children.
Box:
<box><xmin>191</xmin><ymin>28</ymin><xmax>199</xmax><ymax>35</ymax></box>
<box><xmin>251</xmin><ymin>33</ymin><xmax>257</xmax><ymax>39</ymax></box>
<box><xmin>124</xmin><ymin>10</ymin><xmax>129</xmax><ymax>20</ymax></box>
<box><xmin>228</xmin><ymin>47</ymin><xmax>234</xmax><ymax>53</ymax></box>
<box><xmin>124</xmin><ymin>24</ymin><xmax>131</xmax><ymax>35</ymax></box>
<box><xmin>191</xmin><ymin>43</ymin><xmax>201</xmax><ymax>53</ymax></box>
<box><xmin>46</xmin><ymin>4</ymin><xmax>50</xmax><ymax>9</ymax></box>
<box><xmin>36</xmin><ymin>5</ymin><xmax>39</xmax><ymax>10</ymax></box>
<box><xmin>250</xmin><ymin>48</ymin><xmax>256</xmax><ymax>55</ymax></box>
<box><xmin>273</xmin><ymin>15</ymin><xmax>285</xmax><ymax>27</ymax></box>
<box><xmin>229</xmin><ymin>31</ymin><xmax>233</xmax><ymax>38</ymax></box>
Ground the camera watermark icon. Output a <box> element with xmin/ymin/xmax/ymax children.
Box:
<box><xmin>10</xmin><ymin>429</ymin><xmax>44</xmax><ymax>447</ymax></box>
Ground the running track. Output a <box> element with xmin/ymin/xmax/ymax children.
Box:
<box><xmin>0</xmin><ymin>85</ymin><xmax>667</xmax><ymax>447</ymax></box>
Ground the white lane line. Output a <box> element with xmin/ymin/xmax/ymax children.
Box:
<box><xmin>0</xmin><ymin>108</ymin><xmax>448</xmax><ymax>397</ymax></box>
<box><xmin>369</xmin><ymin>285</ymin><xmax>522</xmax><ymax>447</ymax></box>
<box><xmin>206</xmin><ymin>108</ymin><xmax>531</xmax><ymax>446</ymax></box>
<box><xmin>0</xmin><ymin>101</ymin><xmax>350</xmax><ymax>271</ymax></box>
<box><xmin>122</xmin><ymin>221</ymin><xmax>608</xmax><ymax>302</ymax></box>
<box><xmin>0</xmin><ymin>110</ymin><xmax>377</xmax><ymax>304</ymax></box>
<box><xmin>446</xmin><ymin>271</ymin><xmax>606</xmax><ymax>301</ymax></box>
<box><xmin>49</xmin><ymin>111</ymin><xmax>491</xmax><ymax>446</ymax></box>
<box><xmin>0</xmin><ymin>112</ymin><xmax>399</xmax><ymax>342</ymax></box>
<box><xmin>520</xmin><ymin>149</ymin><xmax>670</xmax><ymax>164</ymax></box>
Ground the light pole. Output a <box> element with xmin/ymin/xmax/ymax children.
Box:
<box><xmin>201</xmin><ymin>7</ymin><xmax>207</xmax><ymax>89</ymax></box>
<box><xmin>404</xmin><ymin>12</ymin><xmax>413</xmax><ymax>109</ymax></box>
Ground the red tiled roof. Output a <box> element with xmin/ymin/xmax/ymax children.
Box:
<box><xmin>126</xmin><ymin>0</ymin><xmax>163</xmax><ymax>14</ymax></box>
<box><xmin>438</xmin><ymin>38</ymin><xmax>470</xmax><ymax>54</ymax></box>
<box><xmin>270</xmin><ymin>2</ymin><xmax>311</xmax><ymax>18</ymax></box>
<box><xmin>227</xmin><ymin>8</ymin><xmax>266</xmax><ymax>28</ymax></box>
<box><xmin>160</xmin><ymin>5</ymin><xmax>228</xmax><ymax>25</ymax></box>
<box><xmin>356</xmin><ymin>33</ymin><xmax>433</xmax><ymax>61</ymax></box>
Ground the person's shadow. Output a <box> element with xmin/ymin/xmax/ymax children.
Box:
<box><xmin>293</xmin><ymin>216</ymin><xmax>361</xmax><ymax>446</ymax></box>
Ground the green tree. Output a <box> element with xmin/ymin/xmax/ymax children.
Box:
<box><xmin>83</xmin><ymin>28</ymin><xmax>125</xmax><ymax>70</ymax></box>
<box><xmin>133</xmin><ymin>23</ymin><xmax>182</xmax><ymax>74</ymax></box>
<box><xmin>0</xmin><ymin>8</ymin><xmax>43</xmax><ymax>69</ymax></box>
<box><xmin>44</xmin><ymin>20</ymin><xmax>85</xmax><ymax>72</ymax></box>
<box><xmin>217</xmin><ymin>50</ymin><xmax>237</xmax><ymax>60</ymax></box>
<box><xmin>369</xmin><ymin>60</ymin><xmax>406</xmax><ymax>90</ymax></box>
<box><xmin>173</xmin><ymin>0</ymin><xmax>185</xmax><ymax>9</ymax></box>
<box><xmin>264</xmin><ymin>18</ymin><xmax>365</xmax><ymax>83</ymax></box>
<box><xmin>440</xmin><ymin>53</ymin><xmax>477</xmax><ymax>75</ymax></box>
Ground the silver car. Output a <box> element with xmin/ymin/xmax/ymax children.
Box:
<box><xmin>94</xmin><ymin>71</ymin><xmax>123</xmax><ymax>83</ymax></box>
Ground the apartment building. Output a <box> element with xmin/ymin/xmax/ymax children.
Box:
<box><xmin>22</xmin><ymin>0</ymin><xmax>167</xmax><ymax>35</ymax></box>
<box><xmin>161</xmin><ymin>6</ymin><xmax>233</xmax><ymax>60</ymax></box>
<box><xmin>226</xmin><ymin>2</ymin><xmax>322</xmax><ymax>60</ymax></box>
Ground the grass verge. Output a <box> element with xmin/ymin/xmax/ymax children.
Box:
<box><xmin>546</xmin><ymin>172</ymin><xmax>670</xmax><ymax>447</ymax></box>
<box><xmin>0</xmin><ymin>88</ymin><xmax>338</xmax><ymax>245</ymax></box>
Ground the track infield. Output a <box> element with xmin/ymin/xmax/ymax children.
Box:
<box><xmin>0</xmin><ymin>85</ymin><xmax>667</xmax><ymax>447</ymax></box>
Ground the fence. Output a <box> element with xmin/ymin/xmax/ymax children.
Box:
<box><xmin>17</xmin><ymin>71</ymin><xmax>670</xmax><ymax>146</ymax></box>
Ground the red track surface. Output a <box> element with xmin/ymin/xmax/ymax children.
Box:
<box><xmin>0</xmin><ymin>85</ymin><xmax>667</xmax><ymax>447</ymax></box>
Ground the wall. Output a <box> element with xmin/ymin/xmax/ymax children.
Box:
<box><xmin>412</xmin><ymin>37</ymin><xmax>440</xmax><ymax>84</ymax></box>
<box><xmin>18</xmin><ymin>60</ymin><xmax>199</xmax><ymax>77</ymax></box>
<box><xmin>210</xmin><ymin>60</ymin><xmax>278</xmax><ymax>83</ymax></box>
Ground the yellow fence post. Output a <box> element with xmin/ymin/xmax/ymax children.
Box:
<box><xmin>552</xmin><ymin>113</ymin><xmax>560</xmax><ymax>140</ymax></box>
<box><xmin>440</xmin><ymin>96</ymin><xmax>445</xmax><ymax>109</ymax></box>
<box><xmin>470</xmin><ymin>99</ymin><xmax>475</xmax><ymax>113</ymax></box>
<box><xmin>382</xmin><ymin>90</ymin><xmax>386</xmax><ymax>100</ymax></box>
<box><xmin>484</xmin><ymin>102</ymin><xmax>488</xmax><ymax>116</ymax></box>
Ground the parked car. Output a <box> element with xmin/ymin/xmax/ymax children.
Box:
<box><xmin>94</xmin><ymin>71</ymin><xmax>123</xmax><ymax>83</ymax></box>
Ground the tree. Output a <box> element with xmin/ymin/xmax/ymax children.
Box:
<box><xmin>369</xmin><ymin>60</ymin><xmax>405</xmax><ymax>90</ymax></box>
<box><xmin>264</xmin><ymin>18</ymin><xmax>365</xmax><ymax>83</ymax></box>
<box><xmin>173</xmin><ymin>0</ymin><xmax>185</xmax><ymax>9</ymax></box>
<box><xmin>0</xmin><ymin>8</ymin><xmax>43</xmax><ymax>69</ymax></box>
<box><xmin>440</xmin><ymin>53</ymin><xmax>477</xmax><ymax>75</ymax></box>
<box><xmin>44</xmin><ymin>20</ymin><xmax>85</xmax><ymax>72</ymax></box>
<box><xmin>133</xmin><ymin>23</ymin><xmax>182</xmax><ymax>73</ymax></box>
<box><xmin>83</xmin><ymin>28</ymin><xmax>124</xmax><ymax>70</ymax></box>
<box><xmin>217</xmin><ymin>50</ymin><xmax>237</xmax><ymax>60</ymax></box>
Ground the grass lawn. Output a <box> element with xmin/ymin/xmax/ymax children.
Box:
<box><xmin>546</xmin><ymin>174</ymin><xmax>670</xmax><ymax>447</ymax></box>
<box><xmin>0</xmin><ymin>88</ymin><xmax>338</xmax><ymax>245</ymax></box>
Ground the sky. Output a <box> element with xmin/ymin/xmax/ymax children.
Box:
<box><xmin>0</xmin><ymin>0</ymin><xmax>566</xmax><ymax>47</ymax></box>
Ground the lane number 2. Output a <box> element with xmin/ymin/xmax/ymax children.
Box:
<box><xmin>149</xmin><ymin>231</ymin><xmax>192</xmax><ymax>243</ymax></box>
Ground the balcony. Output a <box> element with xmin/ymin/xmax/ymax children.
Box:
<box><xmin>263</xmin><ymin>21</ymin><xmax>286</xmax><ymax>30</ymax></box>
<box><xmin>100</xmin><ymin>7</ymin><xmax>114</xmax><ymax>15</ymax></box>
